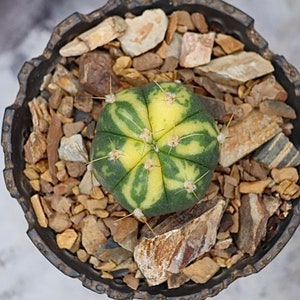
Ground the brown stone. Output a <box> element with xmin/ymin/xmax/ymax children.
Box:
<box><xmin>30</xmin><ymin>194</ymin><xmax>48</xmax><ymax>228</ymax></box>
<box><xmin>236</xmin><ymin>194</ymin><xmax>269</xmax><ymax>256</ymax></box>
<box><xmin>239</xmin><ymin>179</ymin><xmax>272</xmax><ymax>194</ymax></box>
<box><xmin>219</xmin><ymin>111</ymin><xmax>282</xmax><ymax>167</ymax></box>
<box><xmin>57</xmin><ymin>96</ymin><xmax>73</xmax><ymax>118</ymax></box>
<box><xmin>182</xmin><ymin>257</ymin><xmax>220</xmax><ymax>284</ymax></box>
<box><xmin>166</xmin><ymin>12</ymin><xmax>178</xmax><ymax>44</ymax></box>
<box><xmin>65</xmin><ymin>161</ymin><xmax>87</xmax><ymax>177</ymax></box>
<box><xmin>56</xmin><ymin>228</ymin><xmax>78</xmax><ymax>250</ymax></box>
<box><xmin>49</xmin><ymin>87</ymin><xmax>64</xmax><ymax>110</ymax></box>
<box><xmin>132</xmin><ymin>52</ymin><xmax>163</xmax><ymax>71</ymax></box>
<box><xmin>52</xmin><ymin>64</ymin><xmax>80</xmax><ymax>95</ymax></box>
<box><xmin>160</xmin><ymin>56</ymin><xmax>178</xmax><ymax>72</ymax></box>
<box><xmin>249</xmin><ymin>75</ymin><xmax>288</xmax><ymax>103</ymax></box>
<box><xmin>271</xmin><ymin>167</ymin><xmax>299</xmax><ymax>183</ymax></box>
<box><xmin>81</xmin><ymin>215</ymin><xmax>107</xmax><ymax>256</ymax></box>
<box><xmin>215</xmin><ymin>33</ymin><xmax>244</xmax><ymax>54</ymax></box>
<box><xmin>191</xmin><ymin>12</ymin><xmax>209</xmax><ymax>33</ymax></box>
<box><xmin>63</xmin><ymin>121</ymin><xmax>85</xmax><ymax>137</ymax></box>
<box><xmin>24</xmin><ymin>132</ymin><xmax>47</xmax><ymax>164</ymax></box>
<box><xmin>172</xmin><ymin>10</ymin><xmax>195</xmax><ymax>31</ymax></box>
<box><xmin>28</xmin><ymin>97</ymin><xmax>51</xmax><ymax>133</ymax></box>
<box><xmin>74</xmin><ymin>91</ymin><xmax>93</xmax><ymax>113</ymax></box>
<box><xmin>194</xmin><ymin>76</ymin><xmax>223</xmax><ymax>99</ymax></box>
<box><xmin>123</xmin><ymin>273</ymin><xmax>140</xmax><ymax>290</ymax></box>
<box><xmin>79</xmin><ymin>51</ymin><xmax>120</xmax><ymax>97</ymax></box>
<box><xmin>47</xmin><ymin>113</ymin><xmax>63</xmax><ymax>184</ymax></box>
<box><xmin>133</xmin><ymin>197</ymin><xmax>227</xmax><ymax>286</ymax></box>
<box><xmin>48</xmin><ymin>212</ymin><xmax>72</xmax><ymax>233</ymax></box>
<box><xmin>259</xmin><ymin>100</ymin><xmax>296</xmax><ymax>119</ymax></box>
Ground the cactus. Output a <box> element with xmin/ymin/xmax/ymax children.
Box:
<box><xmin>91</xmin><ymin>82</ymin><xmax>220</xmax><ymax>217</ymax></box>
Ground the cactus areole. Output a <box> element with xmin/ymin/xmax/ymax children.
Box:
<box><xmin>91</xmin><ymin>82</ymin><xmax>220</xmax><ymax>217</ymax></box>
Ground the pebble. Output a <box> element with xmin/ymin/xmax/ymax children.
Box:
<box><xmin>63</xmin><ymin>121</ymin><xmax>85</xmax><ymax>137</ymax></box>
<box><xmin>57</xmin><ymin>96</ymin><xmax>73</xmax><ymax>118</ymax></box>
<box><xmin>259</xmin><ymin>100</ymin><xmax>296</xmax><ymax>119</ymax></box>
<box><xmin>214</xmin><ymin>33</ymin><xmax>244</xmax><ymax>54</ymax></box>
<box><xmin>249</xmin><ymin>75</ymin><xmax>288</xmax><ymax>103</ymax></box>
<box><xmin>74</xmin><ymin>91</ymin><xmax>93</xmax><ymax>113</ymax></box>
<box><xmin>81</xmin><ymin>215</ymin><xmax>107</xmax><ymax>256</ymax></box>
<box><xmin>195</xmin><ymin>51</ymin><xmax>274</xmax><ymax>86</ymax></box>
<box><xmin>79</xmin><ymin>51</ymin><xmax>120</xmax><ymax>97</ymax></box>
<box><xmin>59</xmin><ymin>16</ymin><xmax>127</xmax><ymax>57</ymax></box>
<box><xmin>56</xmin><ymin>228</ymin><xmax>78</xmax><ymax>250</ymax></box>
<box><xmin>236</xmin><ymin>193</ymin><xmax>269</xmax><ymax>256</ymax></box>
<box><xmin>179</xmin><ymin>32</ymin><xmax>215</xmax><ymax>67</ymax></box>
<box><xmin>219</xmin><ymin>111</ymin><xmax>282</xmax><ymax>167</ymax></box>
<box><xmin>191</xmin><ymin>12</ymin><xmax>209</xmax><ymax>33</ymax></box>
<box><xmin>182</xmin><ymin>256</ymin><xmax>220</xmax><ymax>284</ymax></box>
<box><xmin>132</xmin><ymin>52</ymin><xmax>163</xmax><ymax>71</ymax></box>
<box><xmin>24</xmin><ymin>132</ymin><xmax>47</xmax><ymax>164</ymax></box>
<box><xmin>118</xmin><ymin>9</ymin><xmax>168</xmax><ymax>57</ymax></box>
<box><xmin>58</xmin><ymin>134</ymin><xmax>88</xmax><ymax>163</ymax></box>
<box><xmin>172</xmin><ymin>10</ymin><xmax>195</xmax><ymax>31</ymax></box>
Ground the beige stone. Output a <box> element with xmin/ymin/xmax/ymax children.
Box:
<box><xmin>182</xmin><ymin>257</ymin><xmax>220</xmax><ymax>284</ymax></box>
<box><xmin>56</xmin><ymin>228</ymin><xmax>78</xmax><ymax>250</ymax></box>
<box><xmin>195</xmin><ymin>51</ymin><xmax>274</xmax><ymax>86</ymax></box>
<box><xmin>60</xmin><ymin>16</ymin><xmax>127</xmax><ymax>57</ymax></box>
<box><xmin>219</xmin><ymin>111</ymin><xmax>282</xmax><ymax>167</ymax></box>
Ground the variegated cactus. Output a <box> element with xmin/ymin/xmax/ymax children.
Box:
<box><xmin>91</xmin><ymin>82</ymin><xmax>220</xmax><ymax>217</ymax></box>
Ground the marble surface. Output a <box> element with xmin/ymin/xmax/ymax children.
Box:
<box><xmin>0</xmin><ymin>0</ymin><xmax>300</xmax><ymax>299</ymax></box>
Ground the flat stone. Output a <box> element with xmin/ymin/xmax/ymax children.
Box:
<box><xmin>118</xmin><ymin>9</ymin><xmax>168</xmax><ymax>57</ymax></box>
<box><xmin>166</xmin><ymin>32</ymin><xmax>182</xmax><ymax>59</ymax></box>
<box><xmin>56</xmin><ymin>228</ymin><xmax>78</xmax><ymax>250</ymax></box>
<box><xmin>79</xmin><ymin>51</ymin><xmax>120</xmax><ymax>96</ymax></box>
<box><xmin>30</xmin><ymin>194</ymin><xmax>48</xmax><ymax>228</ymax></box>
<box><xmin>79</xmin><ymin>169</ymin><xmax>100</xmax><ymax>195</ymax></box>
<box><xmin>59</xmin><ymin>16</ymin><xmax>127</xmax><ymax>57</ymax></box>
<box><xmin>28</xmin><ymin>97</ymin><xmax>51</xmax><ymax>133</ymax></box>
<box><xmin>48</xmin><ymin>212</ymin><xmax>72</xmax><ymax>233</ymax></box>
<box><xmin>214</xmin><ymin>33</ymin><xmax>244</xmax><ymax>54</ymax></box>
<box><xmin>236</xmin><ymin>193</ymin><xmax>269</xmax><ymax>256</ymax></box>
<box><xmin>179</xmin><ymin>32</ymin><xmax>215</xmax><ymax>68</ymax></box>
<box><xmin>133</xmin><ymin>197</ymin><xmax>226</xmax><ymax>286</ymax></box>
<box><xmin>160</xmin><ymin>56</ymin><xmax>178</xmax><ymax>72</ymax></box>
<box><xmin>132</xmin><ymin>52</ymin><xmax>163</xmax><ymax>71</ymax></box>
<box><xmin>249</xmin><ymin>75</ymin><xmax>288</xmax><ymax>103</ymax></box>
<box><xmin>49</xmin><ymin>87</ymin><xmax>64</xmax><ymax>110</ymax></box>
<box><xmin>191</xmin><ymin>12</ymin><xmax>209</xmax><ymax>33</ymax></box>
<box><xmin>74</xmin><ymin>91</ymin><xmax>93</xmax><ymax>113</ymax></box>
<box><xmin>219</xmin><ymin>111</ymin><xmax>282</xmax><ymax>167</ymax></box>
<box><xmin>52</xmin><ymin>64</ymin><xmax>80</xmax><ymax>95</ymax></box>
<box><xmin>239</xmin><ymin>179</ymin><xmax>272</xmax><ymax>194</ymax></box>
<box><xmin>81</xmin><ymin>215</ymin><xmax>107</xmax><ymax>256</ymax></box>
<box><xmin>194</xmin><ymin>76</ymin><xmax>224</xmax><ymax>99</ymax></box>
<box><xmin>182</xmin><ymin>257</ymin><xmax>220</xmax><ymax>284</ymax></box>
<box><xmin>104</xmin><ymin>217</ymin><xmax>138</xmax><ymax>252</ymax></box>
<box><xmin>254</xmin><ymin>132</ymin><xmax>300</xmax><ymax>168</ymax></box>
<box><xmin>63</xmin><ymin>121</ymin><xmax>85</xmax><ymax>137</ymax></box>
<box><xmin>65</xmin><ymin>161</ymin><xmax>86</xmax><ymax>177</ymax></box>
<box><xmin>165</xmin><ymin>12</ymin><xmax>178</xmax><ymax>44</ymax></box>
<box><xmin>24</xmin><ymin>132</ymin><xmax>47</xmax><ymax>164</ymax></box>
<box><xmin>195</xmin><ymin>51</ymin><xmax>274</xmax><ymax>86</ymax></box>
<box><xmin>57</xmin><ymin>96</ymin><xmax>73</xmax><ymax>118</ymax></box>
<box><xmin>259</xmin><ymin>100</ymin><xmax>296</xmax><ymax>119</ymax></box>
<box><xmin>58</xmin><ymin>134</ymin><xmax>88</xmax><ymax>163</ymax></box>
<box><xmin>171</xmin><ymin>10</ymin><xmax>195</xmax><ymax>31</ymax></box>
<box><xmin>271</xmin><ymin>167</ymin><xmax>299</xmax><ymax>183</ymax></box>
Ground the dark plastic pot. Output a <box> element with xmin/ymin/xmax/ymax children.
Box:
<box><xmin>2</xmin><ymin>0</ymin><xmax>300</xmax><ymax>299</ymax></box>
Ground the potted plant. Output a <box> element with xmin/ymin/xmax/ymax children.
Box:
<box><xmin>2</xmin><ymin>0</ymin><xmax>300</xmax><ymax>299</ymax></box>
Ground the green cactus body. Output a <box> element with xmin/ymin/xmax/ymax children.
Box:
<box><xmin>91</xmin><ymin>82</ymin><xmax>220</xmax><ymax>217</ymax></box>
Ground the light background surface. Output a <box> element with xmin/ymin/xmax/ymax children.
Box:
<box><xmin>0</xmin><ymin>1</ymin><xmax>299</xmax><ymax>299</ymax></box>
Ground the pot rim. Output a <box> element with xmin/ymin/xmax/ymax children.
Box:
<box><xmin>2</xmin><ymin>1</ymin><xmax>300</xmax><ymax>299</ymax></box>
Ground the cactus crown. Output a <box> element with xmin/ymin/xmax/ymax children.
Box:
<box><xmin>91</xmin><ymin>82</ymin><xmax>220</xmax><ymax>217</ymax></box>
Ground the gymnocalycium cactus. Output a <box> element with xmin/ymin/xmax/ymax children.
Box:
<box><xmin>91</xmin><ymin>82</ymin><xmax>220</xmax><ymax>217</ymax></box>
